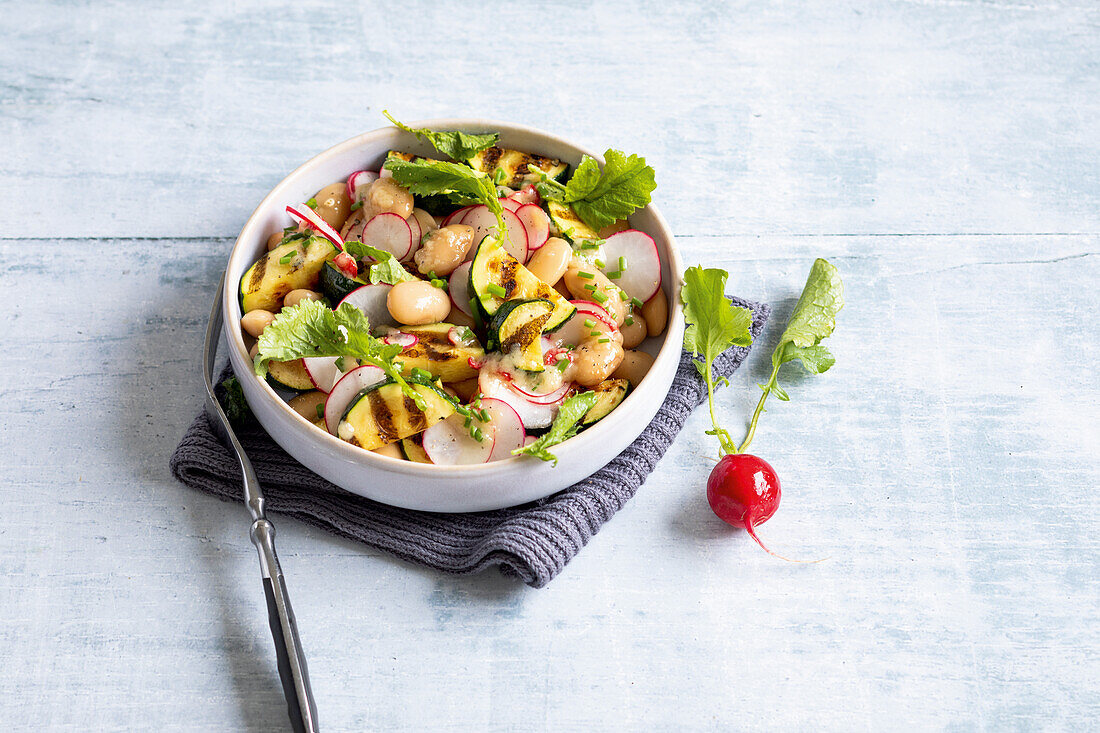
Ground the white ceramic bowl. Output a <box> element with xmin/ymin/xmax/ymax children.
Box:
<box><xmin>225</xmin><ymin>119</ymin><xmax>684</xmax><ymax>512</ymax></box>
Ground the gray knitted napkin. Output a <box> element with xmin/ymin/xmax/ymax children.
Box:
<box><xmin>170</xmin><ymin>297</ymin><xmax>768</xmax><ymax>587</ymax></box>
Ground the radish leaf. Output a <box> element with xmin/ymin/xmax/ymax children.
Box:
<box><xmin>383</xmin><ymin>156</ymin><xmax>505</xmax><ymax>233</ymax></box>
<box><xmin>512</xmin><ymin>391</ymin><xmax>600</xmax><ymax>464</ymax></box>
<box><xmin>384</xmin><ymin>111</ymin><xmax>498</xmax><ymax>162</ymax></box>
<box><xmin>537</xmin><ymin>149</ymin><xmax>656</xmax><ymax>231</ymax></box>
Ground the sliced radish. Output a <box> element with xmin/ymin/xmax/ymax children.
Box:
<box><xmin>286</xmin><ymin>205</ymin><xmax>343</xmax><ymax>251</ymax></box>
<box><xmin>552</xmin><ymin>301</ymin><xmax>619</xmax><ymax>348</ymax></box>
<box><xmin>483</xmin><ymin>398</ymin><xmax>526</xmax><ymax>462</ymax></box>
<box><xmin>521</xmin><ymin>434</ymin><xmax>538</xmax><ymax>448</ymax></box>
<box><xmin>338</xmin><ymin>284</ymin><xmax>395</xmax><ymax>328</ymax></box>
<box><xmin>402</xmin><ymin>213</ymin><xmax>423</xmax><ymax>263</ymax></box>
<box><xmin>382</xmin><ymin>331</ymin><xmax>419</xmax><ymax>349</ymax></box>
<box><xmin>442</xmin><ymin>206</ymin><xmax>473</xmax><ymax>227</ymax></box>
<box><xmin>515</xmin><ymin>204</ymin><xmax>549</xmax><ymax>251</ymax></box>
<box><xmin>463</xmin><ymin>206</ymin><xmax>528</xmax><ymax>262</ymax></box>
<box><xmin>303</xmin><ymin>356</ymin><xmax>359</xmax><ymax>393</ymax></box>
<box><xmin>324</xmin><ymin>365</ymin><xmax>386</xmax><ymax>434</ymax></box>
<box><xmin>361</xmin><ymin>213</ymin><xmax>413</xmax><ymax>260</ymax></box>
<box><xmin>506</xmin><ymin>378</ymin><xmax>571</xmax><ymax>405</ymax></box>
<box><xmin>599</xmin><ymin>230</ymin><xmax>662</xmax><ymax>302</ymax></box>
<box><xmin>346</xmin><ymin>170</ymin><xmax>379</xmax><ymax>200</ymax></box>
<box><xmin>412</xmin><ymin>208</ymin><xmax>438</xmax><ymax>237</ymax></box>
<box><xmin>422</xmin><ymin>413</ymin><xmax>496</xmax><ymax>465</ymax></box>
<box><xmin>448</xmin><ymin>262</ymin><xmax>473</xmax><ymax>316</ymax></box>
<box><xmin>510</xmin><ymin>185</ymin><xmax>540</xmax><ymax>205</ymax></box>
<box><xmin>500</xmin><ymin>197</ymin><xmax>520</xmax><ymax>212</ymax></box>
<box><xmin>333</xmin><ymin>252</ymin><xmax>359</xmax><ymax>279</ymax></box>
<box><xmin>478</xmin><ymin>370</ymin><xmax>562</xmax><ymax>429</ymax></box>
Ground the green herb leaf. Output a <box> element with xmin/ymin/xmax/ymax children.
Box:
<box><xmin>511</xmin><ymin>391</ymin><xmax>600</xmax><ymax>464</ymax></box>
<box><xmin>343</xmin><ymin>240</ymin><xmax>415</xmax><ymax>285</ymax></box>
<box><xmin>253</xmin><ymin>300</ymin><xmax>422</xmax><ymax>408</ymax></box>
<box><xmin>383</xmin><ymin>155</ymin><xmax>504</xmax><ymax>232</ymax></box>
<box><xmin>541</xmin><ymin>149</ymin><xmax>657</xmax><ymax>231</ymax></box>
<box><xmin>218</xmin><ymin>376</ymin><xmax>250</xmax><ymax>423</ymax></box>
<box><xmin>384</xmin><ymin>111</ymin><xmax>498</xmax><ymax>162</ymax></box>
<box><xmin>681</xmin><ymin>266</ymin><xmax>755</xmax><ymax>455</ymax></box>
<box><xmin>738</xmin><ymin>258</ymin><xmax>844</xmax><ymax>453</ymax></box>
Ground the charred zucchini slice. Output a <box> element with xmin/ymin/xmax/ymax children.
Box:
<box><xmin>401</xmin><ymin>435</ymin><xmax>433</xmax><ymax>464</ymax></box>
<box><xmin>337</xmin><ymin>381</ymin><xmax>455</xmax><ymax>451</ymax></box>
<box><xmin>469</xmin><ymin>147</ymin><xmax>568</xmax><ymax>188</ymax></box>
<box><xmin>240</xmin><ymin>235</ymin><xmax>337</xmax><ymax>312</ymax></box>
<box><xmin>319</xmin><ymin>260</ymin><xmax>367</xmax><ymax>304</ymax></box>
<box><xmin>487</xmin><ymin>299</ymin><xmax>554</xmax><ymax>372</ymax></box>
<box><xmin>468</xmin><ymin>236</ymin><xmax>575</xmax><ymax>330</ymax></box>
<box><xmin>581</xmin><ymin>378</ymin><xmax>630</xmax><ymax>425</ymax></box>
<box><xmin>546</xmin><ymin>200</ymin><xmax>600</xmax><ymax>244</ymax></box>
<box><xmin>388</xmin><ymin>323</ymin><xmax>485</xmax><ymax>383</ymax></box>
<box><xmin>267</xmin><ymin>359</ymin><xmax>314</xmax><ymax>391</ymax></box>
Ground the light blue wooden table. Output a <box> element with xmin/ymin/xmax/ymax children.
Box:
<box><xmin>2</xmin><ymin>1</ymin><xmax>1097</xmax><ymax>730</ymax></box>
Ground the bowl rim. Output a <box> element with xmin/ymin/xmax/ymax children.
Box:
<box><xmin>223</xmin><ymin>118</ymin><xmax>685</xmax><ymax>475</ymax></box>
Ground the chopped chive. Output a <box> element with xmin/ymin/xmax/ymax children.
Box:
<box><xmin>606</xmin><ymin>270</ymin><xmax>622</xmax><ymax>279</ymax></box>
<box><xmin>487</xmin><ymin>283</ymin><xmax>507</xmax><ymax>298</ymax></box>
<box><xmin>556</xmin><ymin>358</ymin><xmax>568</xmax><ymax>372</ymax></box>
<box><xmin>316</xmin><ymin>403</ymin><xmax>324</xmax><ymax>419</ymax></box>
<box><xmin>618</xmin><ymin>290</ymin><xmax>629</xmax><ymax>301</ymax></box>
<box><xmin>589</xmin><ymin>329</ymin><xmax>601</xmax><ymax>337</ymax></box>
<box><xmin>618</xmin><ymin>256</ymin><xmax>627</xmax><ymax>271</ymax></box>
<box><xmin>582</xmin><ymin>283</ymin><xmax>597</xmax><ymax>292</ymax></box>
<box><xmin>305</xmin><ymin>197</ymin><xmax>318</xmax><ymax>209</ymax></box>
<box><xmin>591</xmin><ymin>290</ymin><xmax>608</xmax><ymax>304</ymax></box>
<box><xmin>473</xmin><ymin>427</ymin><xmax>484</xmax><ymax>442</ymax></box>
<box><xmin>464</xmin><ymin>415</ymin><xmax>472</xmax><ymax>427</ymax></box>
<box><xmin>595</xmin><ymin>259</ymin><xmax>606</xmax><ymax>269</ymax></box>
<box><xmin>478</xmin><ymin>409</ymin><xmax>489</xmax><ymax>422</ymax></box>
<box><xmin>493</xmin><ymin>168</ymin><xmax>506</xmax><ymax>185</ymax></box>
<box><xmin>431</xmin><ymin>278</ymin><xmax>447</xmax><ymax>290</ymax></box>
<box><xmin>350</xmin><ymin>200</ymin><xmax>363</xmax><ymax>211</ymax></box>
<box><xmin>625</xmin><ymin>316</ymin><xmax>635</xmax><ymax>326</ymax></box>
<box><xmin>580</xmin><ymin>241</ymin><xmax>600</xmax><ymax>250</ymax></box>
<box><xmin>279</xmin><ymin>252</ymin><xmax>295</xmax><ymax>264</ymax></box>
<box><xmin>583</xmin><ymin>319</ymin><xmax>595</xmax><ymax>329</ymax></box>
<box><xmin>566</xmin><ymin>344</ymin><xmax>576</xmax><ymax>350</ymax></box>
<box><xmin>598</xmin><ymin>337</ymin><xmax>610</xmax><ymax>344</ymax></box>
<box><xmin>631</xmin><ymin>297</ymin><xmax>644</xmax><ymax>309</ymax></box>
<box><xmin>577</xmin><ymin>271</ymin><xmax>595</xmax><ymax>280</ymax></box>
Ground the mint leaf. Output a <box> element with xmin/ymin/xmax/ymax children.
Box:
<box><xmin>512</xmin><ymin>391</ymin><xmax>600</xmax><ymax>464</ymax></box>
<box><xmin>384</xmin><ymin>111</ymin><xmax>498</xmax><ymax>162</ymax></box>
<box><xmin>343</xmin><ymin>240</ymin><xmax>415</xmax><ymax>285</ymax></box>
<box><xmin>543</xmin><ymin>149</ymin><xmax>656</xmax><ymax>231</ymax></box>
<box><xmin>253</xmin><ymin>300</ymin><xmax>421</xmax><ymax>407</ymax></box>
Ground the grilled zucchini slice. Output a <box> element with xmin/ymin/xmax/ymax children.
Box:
<box><xmin>581</xmin><ymin>378</ymin><xmax>629</xmax><ymax>425</ymax></box>
<box><xmin>240</xmin><ymin>235</ymin><xmax>337</xmax><ymax>312</ymax></box>
<box><xmin>487</xmin><ymin>299</ymin><xmax>554</xmax><ymax>372</ymax></box>
<box><xmin>468</xmin><ymin>236</ymin><xmax>575</xmax><ymax>330</ymax></box>
<box><xmin>469</xmin><ymin>147</ymin><xmax>568</xmax><ymax>188</ymax></box>
<box><xmin>337</xmin><ymin>381</ymin><xmax>455</xmax><ymax>451</ymax></box>
<box><xmin>546</xmin><ymin>200</ymin><xmax>600</xmax><ymax>244</ymax></box>
<box><xmin>388</xmin><ymin>323</ymin><xmax>485</xmax><ymax>383</ymax></box>
<box><xmin>319</xmin><ymin>260</ymin><xmax>367</xmax><ymax>304</ymax></box>
<box><xmin>401</xmin><ymin>435</ymin><xmax>433</xmax><ymax>464</ymax></box>
<box><xmin>267</xmin><ymin>359</ymin><xmax>314</xmax><ymax>391</ymax></box>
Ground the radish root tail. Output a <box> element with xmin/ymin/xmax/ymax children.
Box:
<box><xmin>745</xmin><ymin>523</ymin><xmax>829</xmax><ymax>564</ymax></box>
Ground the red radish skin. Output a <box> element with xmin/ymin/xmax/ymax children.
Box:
<box><xmin>707</xmin><ymin>454</ymin><xmax>783</xmax><ymax>555</ymax></box>
<box><xmin>286</xmin><ymin>204</ymin><xmax>345</xmax><ymax>251</ymax></box>
<box><xmin>333</xmin><ymin>252</ymin><xmax>358</xmax><ymax>278</ymax></box>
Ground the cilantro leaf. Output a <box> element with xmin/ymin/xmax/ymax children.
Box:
<box><xmin>511</xmin><ymin>391</ymin><xmax>600</xmax><ymax>464</ymax></box>
<box><xmin>681</xmin><ymin>266</ymin><xmax>754</xmax><ymax>454</ymax></box>
<box><xmin>253</xmin><ymin>300</ymin><xmax>421</xmax><ymax>407</ymax></box>
<box><xmin>539</xmin><ymin>149</ymin><xmax>656</xmax><ymax>231</ymax></box>
<box><xmin>343</xmin><ymin>240</ymin><xmax>415</xmax><ymax>285</ymax></box>
<box><xmin>384</xmin><ymin>111</ymin><xmax>498</xmax><ymax>162</ymax></box>
<box><xmin>383</xmin><ymin>155</ymin><xmax>504</xmax><ymax>231</ymax></box>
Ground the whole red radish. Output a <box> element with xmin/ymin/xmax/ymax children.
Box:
<box><xmin>682</xmin><ymin>260</ymin><xmax>843</xmax><ymax>556</ymax></box>
<box><xmin>707</xmin><ymin>454</ymin><xmax>781</xmax><ymax>554</ymax></box>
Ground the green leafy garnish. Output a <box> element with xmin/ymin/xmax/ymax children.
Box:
<box><xmin>535</xmin><ymin>149</ymin><xmax>656</xmax><ymax>231</ymax></box>
<box><xmin>681</xmin><ymin>266</ymin><xmax>755</xmax><ymax>454</ymax></box>
<box><xmin>383</xmin><ymin>111</ymin><xmax>498</xmax><ymax>162</ymax></box>
<box><xmin>253</xmin><ymin>299</ymin><xmax>422</xmax><ymax>408</ymax></box>
<box><xmin>343</xmin><ymin>240</ymin><xmax>415</xmax><ymax>285</ymax></box>
<box><xmin>738</xmin><ymin>258</ymin><xmax>844</xmax><ymax>451</ymax></box>
<box><xmin>383</xmin><ymin>155</ymin><xmax>505</xmax><ymax>232</ymax></box>
<box><xmin>218</xmin><ymin>376</ymin><xmax>250</xmax><ymax>423</ymax></box>
<box><xmin>512</xmin><ymin>391</ymin><xmax>600</xmax><ymax>464</ymax></box>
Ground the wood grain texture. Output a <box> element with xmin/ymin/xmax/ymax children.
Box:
<box><xmin>1</xmin><ymin>0</ymin><xmax>1098</xmax><ymax>730</ymax></box>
